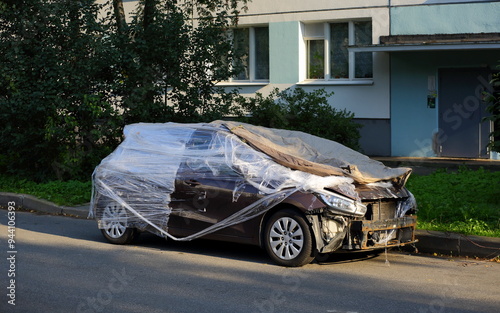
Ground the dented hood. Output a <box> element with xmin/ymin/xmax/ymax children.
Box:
<box><xmin>214</xmin><ymin>121</ymin><xmax>412</xmax><ymax>190</ymax></box>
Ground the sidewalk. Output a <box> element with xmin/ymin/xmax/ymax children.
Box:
<box><xmin>2</xmin><ymin>191</ymin><xmax>499</xmax><ymax>260</ymax></box>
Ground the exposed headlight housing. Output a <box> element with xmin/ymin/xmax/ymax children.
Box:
<box><xmin>317</xmin><ymin>192</ymin><xmax>367</xmax><ymax>217</ymax></box>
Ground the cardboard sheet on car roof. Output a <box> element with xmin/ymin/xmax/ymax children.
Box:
<box><xmin>214</xmin><ymin>121</ymin><xmax>412</xmax><ymax>188</ymax></box>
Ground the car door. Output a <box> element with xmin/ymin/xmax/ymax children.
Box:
<box><xmin>168</xmin><ymin>129</ymin><xmax>262</xmax><ymax>239</ymax></box>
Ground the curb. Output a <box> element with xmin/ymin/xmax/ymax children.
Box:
<box><xmin>414</xmin><ymin>229</ymin><xmax>500</xmax><ymax>259</ymax></box>
<box><xmin>1</xmin><ymin>192</ymin><xmax>499</xmax><ymax>259</ymax></box>
<box><xmin>0</xmin><ymin>192</ymin><xmax>89</xmax><ymax>219</ymax></box>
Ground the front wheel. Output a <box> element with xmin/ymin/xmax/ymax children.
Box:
<box><xmin>264</xmin><ymin>209</ymin><xmax>315</xmax><ymax>267</ymax></box>
<box><xmin>100</xmin><ymin>202</ymin><xmax>138</xmax><ymax>244</ymax></box>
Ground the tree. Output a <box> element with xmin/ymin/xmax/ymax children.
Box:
<box><xmin>0</xmin><ymin>0</ymin><xmax>249</xmax><ymax>181</ymax></box>
<box><xmin>109</xmin><ymin>0</ymin><xmax>247</xmax><ymax>123</ymax></box>
<box><xmin>0</xmin><ymin>0</ymin><xmax>121</xmax><ymax>180</ymax></box>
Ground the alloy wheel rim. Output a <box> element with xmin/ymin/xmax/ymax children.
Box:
<box><xmin>101</xmin><ymin>203</ymin><xmax>128</xmax><ymax>239</ymax></box>
<box><xmin>269</xmin><ymin>217</ymin><xmax>304</xmax><ymax>260</ymax></box>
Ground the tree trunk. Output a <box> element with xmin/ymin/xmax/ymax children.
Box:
<box><xmin>112</xmin><ymin>0</ymin><xmax>128</xmax><ymax>34</ymax></box>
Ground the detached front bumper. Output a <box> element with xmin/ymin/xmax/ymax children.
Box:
<box><xmin>343</xmin><ymin>215</ymin><xmax>418</xmax><ymax>250</ymax></box>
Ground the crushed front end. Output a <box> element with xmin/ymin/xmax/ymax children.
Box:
<box><xmin>309</xmin><ymin>184</ymin><xmax>418</xmax><ymax>254</ymax></box>
<box><xmin>344</xmin><ymin>195</ymin><xmax>417</xmax><ymax>250</ymax></box>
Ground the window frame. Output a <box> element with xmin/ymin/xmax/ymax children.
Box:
<box><xmin>302</xmin><ymin>20</ymin><xmax>373</xmax><ymax>84</ymax></box>
<box><xmin>227</xmin><ymin>26</ymin><xmax>270</xmax><ymax>84</ymax></box>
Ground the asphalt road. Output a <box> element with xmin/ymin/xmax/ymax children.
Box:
<box><xmin>1</xmin><ymin>210</ymin><xmax>499</xmax><ymax>313</ymax></box>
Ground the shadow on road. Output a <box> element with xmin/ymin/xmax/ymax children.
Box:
<box><xmin>134</xmin><ymin>232</ymin><xmax>272</xmax><ymax>264</ymax></box>
<box><xmin>5</xmin><ymin>210</ymin><xmax>274</xmax><ymax>265</ymax></box>
<box><xmin>315</xmin><ymin>250</ymin><xmax>382</xmax><ymax>265</ymax></box>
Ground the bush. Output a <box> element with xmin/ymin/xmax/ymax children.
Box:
<box><xmin>236</xmin><ymin>87</ymin><xmax>362</xmax><ymax>150</ymax></box>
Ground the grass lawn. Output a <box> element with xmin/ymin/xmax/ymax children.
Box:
<box><xmin>406</xmin><ymin>167</ymin><xmax>500</xmax><ymax>237</ymax></box>
<box><xmin>0</xmin><ymin>175</ymin><xmax>92</xmax><ymax>207</ymax></box>
<box><xmin>1</xmin><ymin>167</ymin><xmax>499</xmax><ymax>237</ymax></box>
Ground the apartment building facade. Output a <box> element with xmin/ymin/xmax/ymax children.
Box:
<box><xmin>122</xmin><ymin>0</ymin><xmax>500</xmax><ymax>158</ymax></box>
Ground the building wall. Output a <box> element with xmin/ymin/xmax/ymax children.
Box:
<box><xmin>228</xmin><ymin>2</ymin><xmax>396</xmax><ymax>155</ymax></box>
<box><xmin>357</xmin><ymin>118</ymin><xmax>391</xmax><ymax>156</ymax></box>
<box><xmin>104</xmin><ymin>0</ymin><xmax>395</xmax><ymax>155</ymax></box>
<box><xmin>234</xmin><ymin>5</ymin><xmax>393</xmax><ymax>119</ymax></box>
<box><xmin>391</xmin><ymin>1</ymin><xmax>500</xmax><ymax>35</ymax></box>
<box><xmin>235</xmin><ymin>2</ymin><xmax>394</xmax><ymax>155</ymax></box>
<box><xmin>269</xmin><ymin>22</ymin><xmax>301</xmax><ymax>85</ymax></box>
<box><xmin>389</xmin><ymin>1</ymin><xmax>500</xmax><ymax>157</ymax></box>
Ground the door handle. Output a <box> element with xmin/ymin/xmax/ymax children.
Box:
<box><xmin>185</xmin><ymin>179</ymin><xmax>201</xmax><ymax>186</ymax></box>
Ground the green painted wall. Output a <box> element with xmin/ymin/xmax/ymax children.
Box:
<box><xmin>269</xmin><ymin>21</ymin><xmax>301</xmax><ymax>84</ymax></box>
<box><xmin>391</xmin><ymin>2</ymin><xmax>500</xmax><ymax>35</ymax></box>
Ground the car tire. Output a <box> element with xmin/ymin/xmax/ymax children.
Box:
<box><xmin>264</xmin><ymin>209</ymin><xmax>315</xmax><ymax>267</ymax></box>
<box><xmin>100</xmin><ymin>202</ymin><xmax>138</xmax><ymax>245</ymax></box>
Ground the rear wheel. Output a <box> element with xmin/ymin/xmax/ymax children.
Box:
<box><xmin>264</xmin><ymin>209</ymin><xmax>315</xmax><ymax>267</ymax></box>
<box><xmin>100</xmin><ymin>202</ymin><xmax>138</xmax><ymax>244</ymax></box>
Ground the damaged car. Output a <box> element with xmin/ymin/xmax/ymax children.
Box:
<box><xmin>90</xmin><ymin>121</ymin><xmax>417</xmax><ymax>267</ymax></box>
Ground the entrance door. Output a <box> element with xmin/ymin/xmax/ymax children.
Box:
<box><xmin>438</xmin><ymin>68</ymin><xmax>492</xmax><ymax>158</ymax></box>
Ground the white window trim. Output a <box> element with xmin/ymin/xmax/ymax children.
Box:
<box><xmin>297</xmin><ymin>80</ymin><xmax>374</xmax><ymax>86</ymax></box>
<box><xmin>323</xmin><ymin>23</ymin><xmax>331</xmax><ymax>80</ymax></box>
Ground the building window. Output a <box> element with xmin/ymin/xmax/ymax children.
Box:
<box><xmin>307</xmin><ymin>40</ymin><xmax>325</xmax><ymax>79</ymax></box>
<box><xmin>353</xmin><ymin>21</ymin><xmax>373</xmax><ymax>79</ymax></box>
<box><xmin>232</xmin><ymin>26</ymin><xmax>269</xmax><ymax>82</ymax></box>
<box><xmin>305</xmin><ymin>21</ymin><xmax>373</xmax><ymax>81</ymax></box>
<box><xmin>329</xmin><ymin>23</ymin><xmax>349</xmax><ymax>79</ymax></box>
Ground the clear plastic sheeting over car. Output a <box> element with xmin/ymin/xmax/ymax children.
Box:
<box><xmin>372</xmin><ymin>192</ymin><xmax>417</xmax><ymax>246</ymax></box>
<box><xmin>90</xmin><ymin>122</ymin><xmax>361</xmax><ymax>241</ymax></box>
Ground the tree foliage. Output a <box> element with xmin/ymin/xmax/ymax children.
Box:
<box><xmin>0</xmin><ymin>0</ymin><xmax>247</xmax><ymax>181</ymax></box>
<box><xmin>108</xmin><ymin>0</ymin><xmax>246</xmax><ymax>123</ymax></box>
<box><xmin>0</xmin><ymin>0</ymin><xmax>121</xmax><ymax>181</ymax></box>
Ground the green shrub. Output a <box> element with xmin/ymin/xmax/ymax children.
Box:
<box><xmin>236</xmin><ymin>87</ymin><xmax>362</xmax><ymax>150</ymax></box>
<box><xmin>0</xmin><ymin>0</ymin><xmax>123</xmax><ymax>182</ymax></box>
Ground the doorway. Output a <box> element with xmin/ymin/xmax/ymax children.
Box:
<box><xmin>438</xmin><ymin>68</ymin><xmax>492</xmax><ymax>158</ymax></box>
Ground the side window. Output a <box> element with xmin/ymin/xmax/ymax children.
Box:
<box><xmin>182</xmin><ymin>130</ymin><xmax>216</xmax><ymax>177</ymax></box>
<box><xmin>181</xmin><ymin>130</ymin><xmax>239</xmax><ymax>179</ymax></box>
